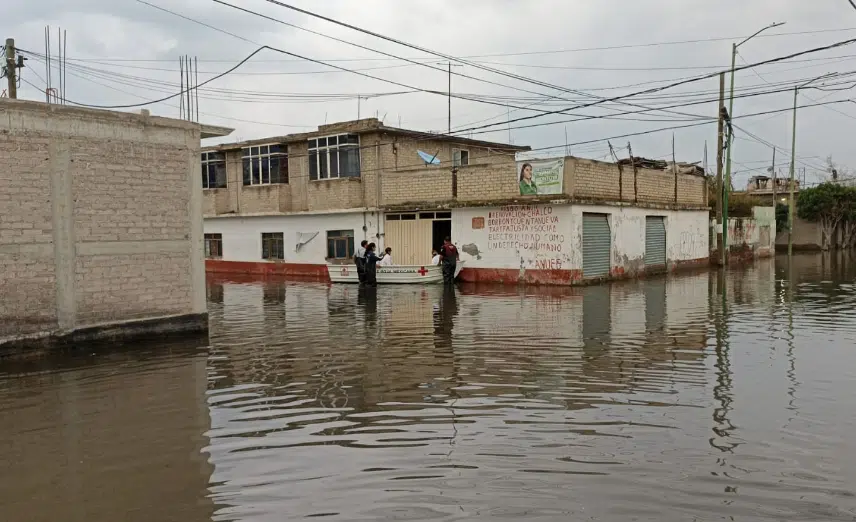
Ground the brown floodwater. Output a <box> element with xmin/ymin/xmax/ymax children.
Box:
<box><xmin>2</xmin><ymin>254</ymin><xmax>856</xmax><ymax>521</ymax></box>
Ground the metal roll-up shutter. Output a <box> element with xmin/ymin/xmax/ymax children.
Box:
<box><xmin>583</xmin><ymin>213</ymin><xmax>611</xmax><ymax>278</ymax></box>
<box><xmin>644</xmin><ymin>216</ymin><xmax>667</xmax><ymax>267</ymax></box>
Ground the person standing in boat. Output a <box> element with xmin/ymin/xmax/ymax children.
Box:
<box><xmin>379</xmin><ymin>247</ymin><xmax>394</xmax><ymax>266</ymax></box>
<box><xmin>438</xmin><ymin>237</ymin><xmax>459</xmax><ymax>285</ymax></box>
<box><xmin>364</xmin><ymin>242</ymin><xmax>379</xmax><ymax>287</ymax></box>
<box><xmin>431</xmin><ymin>249</ymin><xmax>440</xmax><ymax>266</ymax></box>
<box><xmin>354</xmin><ymin>240</ymin><xmax>368</xmax><ymax>285</ymax></box>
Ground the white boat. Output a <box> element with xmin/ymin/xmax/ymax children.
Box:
<box><xmin>327</xmin><ymin>262</ymin><xmax>464</xmax><ymax>284</ymax></box>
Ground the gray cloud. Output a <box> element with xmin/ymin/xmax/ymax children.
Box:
<box><xmin>4</xmin><ymin>0</ymin><xmax>856</xmax><ymax>187</ymax></box>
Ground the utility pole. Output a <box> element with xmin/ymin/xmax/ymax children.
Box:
<box><xmin>771</xmin><ymin>146</ymin><xmax>777</xmax><ymax>212</ymax></box>
<box><xmin>722</xmin><ymin>22</ymin><xmax>784</xmax><ymax>263</ymax></box>
<box><xmin>786</xmin><ymin>73</ymin><xmax>835</xmax><ymax>256</ymax></box>
<box><xmin>5</xmin><ymin>38</ymin><xmax>17</xmax><ymax>99</ymax></box>
<box><xmin>716</xmin><ymin>72</ymin><xmax>725</xmax><ymax>264</ymax></box>
<box><xmin>788</xmin><ymin>87</ymin><xmax>797</xmax><ymax>257</ymax></box>
<box><xmin>438</xmin><ymin>62</ymin><xmax>462</xmax><ymax>134</ymax></box>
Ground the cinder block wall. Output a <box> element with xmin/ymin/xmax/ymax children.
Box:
<box><xmin>567</xmin><ymin>157</ymin><xmax>707</xmax><ymax>206</ymax></box>
<box><xmin>0</xmin><ymin>100</ymin><xmax>206</xmax><ymax>340</ymax></box>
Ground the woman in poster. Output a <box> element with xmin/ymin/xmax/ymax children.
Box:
<box><xmin>519</xmin><ymin>162</ymin><xmax>537</xmax><ymax>195</ymax></box>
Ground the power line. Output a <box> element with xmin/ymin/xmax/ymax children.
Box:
<box><xmin>252</xmin><ymin>0</ymin><xmax>716</xmax><ymax>121</ymax></box>
<box><xmin>50</xmin><ymin>26</ymin><xmax>856</xmax><ymax>63</ymax></box>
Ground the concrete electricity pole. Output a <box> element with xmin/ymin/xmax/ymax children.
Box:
<box><xmin>722</xmin><ymin>22</ymin><xmax>784</xmax><ymax>260</ymax></box>
<box><xmin>716</xmin><ymin>72</ymin><xmax>725</xmax><ymax>263</ymax></box>
<box><xmin>4</xmin><ymin>38</ymin><xmax>16</xmax><ymax>99</ymax></box>
<box><xmin>788</xmin><ymin>73</ymin><xmax>836</xmax><ymax>257</ymax></box>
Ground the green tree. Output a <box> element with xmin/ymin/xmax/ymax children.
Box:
<box><xmin>796</xmin><ymin>183</ymin><xmax>856</xmax><ymax>250</ymax></box>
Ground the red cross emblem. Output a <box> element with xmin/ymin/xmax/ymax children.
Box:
<box><xmin>418</xmin><ymin>266</ymin><xmax>428</xmax><ymax>276</ymax></box>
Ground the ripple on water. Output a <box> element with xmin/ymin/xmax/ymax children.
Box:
<box><xmin>1</xmin><ymin>256</ymin><xmax>855</xmax><ymax>521</ymax></box>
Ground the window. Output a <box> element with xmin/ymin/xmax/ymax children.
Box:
<box><xmin>309</xmin><ymin>134</ymin><xmax>360</xmax><ymax>180</ymax></box>
<box><xmin>326</xmin><ymin>230</ymin><xmax>355</xmax><ymax>260</ymax></box>
<box><xmin>202</xmin><ymin>152</ymin><xmax>227</xmax><ymax>189</ymax></box>
<box><xmin>261</xmin><ymin>232</ymin><xmax>284</xmax><ymax>260</ymax></box>
<box><xmin>204</xmin><ymin>233</ymin><xmax>223</xmax><ymax>258</ymax></box>
<box><xmin>453</xmin><ymin>148</ymin><xmax>469</xmax><ymax>167</ymax></box>
<box><xmin>243</xmin><ymin>145</ymin><xmax>288</xmax><ymax>186</ymax></box>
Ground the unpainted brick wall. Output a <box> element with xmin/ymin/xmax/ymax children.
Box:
<box><xmin>457</xmin><ymin>164</ymin><xmax>518</xmax><ymax>202</ymax></box>
<box><xmin>569</xmin><ymin>157</ymin><xmax>706</xmax><ymax>206</ymax></box>
<box><xmin>0</xmin><ymin>99</ymin><xmax>203</xmax><ymax>335</ymax></box>
<box><xmin>382</xmin><ymin>170</ymin><xmax>452</xmax><ymax>204</ymax></box>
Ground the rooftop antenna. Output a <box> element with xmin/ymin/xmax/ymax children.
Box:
<box><xmin>564</xmin><ymin>126</ymin><xmax>569</xmax><ymax>156</ymax></box>
<box><xmin>179</xmin><ymin>56</ymin><xmax>184</xmax><ymax>118</ymax></box>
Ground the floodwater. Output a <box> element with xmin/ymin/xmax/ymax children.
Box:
<box><xmin>2</xmin><ymin>255</ymin><xmax>856</xmax><ymax>522</ymax></box>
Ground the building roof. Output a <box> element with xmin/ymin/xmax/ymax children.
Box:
<box><xmin>202</xmin><ymin>117</ymin><xmax>530</xmax><ymax>153</ymax></box>
<box><xmin>201</xmin><ymin>124</ymin><xmax>235</xmax><ymax>139</ymax></box>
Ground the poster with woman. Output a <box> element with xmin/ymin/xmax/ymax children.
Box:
<box><xmin>518</xmin><ymin>158</ymin><xmax>564</xmax><ymax>196</ymax></box>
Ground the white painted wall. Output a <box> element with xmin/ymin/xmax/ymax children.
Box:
<box><xmin>452</xmin><ymin>204</ymin><xmax>574</xmax><ymax>271</ymax></box>
<box><xmin>568</xmin><ymin>204</ymin><xmax>709</xmax><ymax>266</ymax></box>
<box><xmin>205</xmin><ymin>211</ymin><xmax>382</xmax><ymax>264</ymax></box>
<box><xmin>453</xmin><ymin>203</ymin><xmax>709</xmax><ymax>273</ymax></box>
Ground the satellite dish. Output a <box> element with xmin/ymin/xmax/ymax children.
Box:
<box><xmin>417</xmin><ymin>150</ymin><xmax>440</xmax><ymax>165</ymax></box>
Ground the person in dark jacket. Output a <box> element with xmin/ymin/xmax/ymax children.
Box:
<box><xmin>354</xmin><ymin>240</ymin><xmax>368</xmax><ymax>285</ymax></box>
<box><xmin>438</xmin><ymin>236</ymin><xmax>459</xmax><ymax>285</ymax></box>
<box><xmin>364</xmin><ymin>242</ymin><xmax>380</xmax><ymax>287</ymax></box>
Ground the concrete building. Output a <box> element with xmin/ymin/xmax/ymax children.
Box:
<box><xmin>0</xmin><ymin>99</ymin><xmax>232</xmax><ymax>350</ymax></box>
<box><xmin>203</xmin><ymin>118</ymin><xmax>710</xmax><ymax>285</ymax></box>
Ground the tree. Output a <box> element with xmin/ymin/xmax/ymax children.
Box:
<box><xmin>797</xmin><ymin>183</ymin><xmax>856</xmax><ymax>250</ymax></box>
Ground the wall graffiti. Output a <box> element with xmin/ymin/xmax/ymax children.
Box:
<box><xmin>486</xmin><ymin>205</ymin><xmax>567</xmax><ymax>269</ymax></box>
<box><xmin>678</xmin><ymin>230</ymin><xmax>705</xmax><ymax>259</ymax></box>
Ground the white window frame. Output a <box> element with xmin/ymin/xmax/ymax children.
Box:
<box><xmin>202</xmin><ymin>151</ymin><xmax>227</xmax><ymax>189</ymax></box>
<box><xmin>242</xmin><ymin>144</ymin><xmax>287</xmax><ymax>186</ymax></box>
<box><xmin>308</xmin><ymin>133</ymin><xmax>361</xmax><ymax>180</ymax></box>
<box><xmin>453</xmin><ymin>148</ymin><xmax>470</xmax><ymax>167</ymax></box>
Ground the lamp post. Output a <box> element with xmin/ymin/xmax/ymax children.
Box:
<box><xmin>722</xmin><ymin>22</ymin><xmax>785</xmax><ymax>265</ymax></box>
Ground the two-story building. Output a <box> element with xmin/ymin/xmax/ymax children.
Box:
<box><xmin>202</xmin><ymin>118</ymin><xmax>710</xmax><ymax>285</ymax></box>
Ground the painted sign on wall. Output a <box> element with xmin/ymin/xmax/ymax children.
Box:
<box><xmin>486</xmin><ymin>205</ymin><xmax>567</xmax><ymax>269</ymax></box>
<box><xmin>518</xmin><ymin>158</ymin><xmax>564</xmax><ymax>196</ymax></box>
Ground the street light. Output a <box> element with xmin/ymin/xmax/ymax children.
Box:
<box><xmin>787</xmin><ymin>72</ymin><xmax>838</xmax><ymax>256</ymax></box>
<box><xmin>722</xmin><ymin>22</ymin><xmax>785</xmax><ymax>265</ymax></box>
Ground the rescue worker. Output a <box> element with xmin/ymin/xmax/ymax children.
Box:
<box><xmin>438</xmin><ymin>236</ymin><xmax>459</xmax><ymax>285</ymax></box>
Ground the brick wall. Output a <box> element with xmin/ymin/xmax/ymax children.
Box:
<box><xmin>382</xmin><ymin>170</ymin><xmax>452</xmax><ymax>204</ymax></box>
<box><xmin>0</xmin><ymin>99</ymin><xmax>206</xmax><ymax>340</ymax></box>
<box><xmin>569</xmin><ymin>157</ymin><xmax>706</xmax><ymax>207</ymax></box>
<box><xmin>457</xmin><ymin>164</ymin><xmax>518</xmax><ymax>202</ymax></box>
<box><xmin>0</xmin><ymin>134</ymin><xmax>56</xmax><ymax>336</ymax></box>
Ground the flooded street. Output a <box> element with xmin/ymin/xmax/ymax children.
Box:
<box><xmin>2</xmin><ymin>255</ymin><xmax>856</xmax><ymax>521</ymax></box>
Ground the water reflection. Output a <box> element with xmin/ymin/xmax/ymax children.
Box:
<box><xmin>0</xmin><ymin>254</ymin><xmax>855</xmax><ymax>521</ymax></box>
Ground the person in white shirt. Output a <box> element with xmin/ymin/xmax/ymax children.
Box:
<box><xmin>379</xmin><ymin>247</ymin><xmax>394</xmax><ymax>266</ymax></box>
<box><xmin>431</xmin><ymin>249</ymin><xmax>441</xmax><ymax>265</ymax></box>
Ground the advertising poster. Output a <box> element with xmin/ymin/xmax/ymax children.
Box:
<box><xmin>517</xmin><ymin>158</ymin><xmax>564</xmax><ymax>196</ymax></box>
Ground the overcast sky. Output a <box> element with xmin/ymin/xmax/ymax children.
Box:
<box><xmin>4</xmin><ymin>0</ymin><xmax>856</xmax><ymax>188</ymax></box>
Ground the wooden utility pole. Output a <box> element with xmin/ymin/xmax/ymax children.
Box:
<box><xmin>716</xmin><ymin>72</ymin><xmax>725</xmax><ymax>263</ymax></box>
<box><xmin>5</xmin><ymin>38</ymin><xmax>16</xmax><ymax>99</ymax></box>
<box><xmin>627</xmin><ymin>142</ymin><xmax>639</xmax><ymax>202</ymax></box>
<box><xmin>608</xmin><ymin>141</ymin><xmax>624</xmax><ymax>201</ymax></box>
